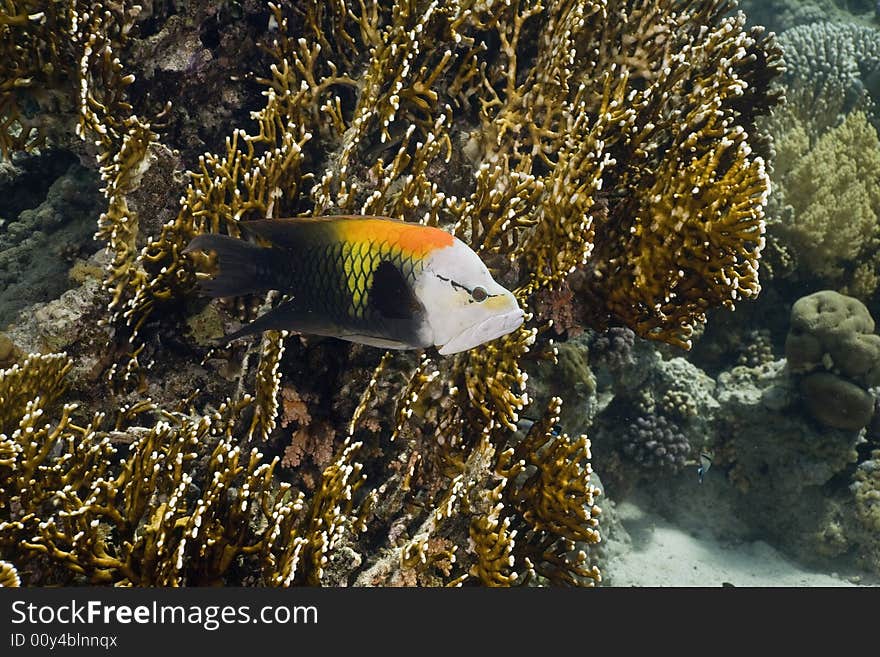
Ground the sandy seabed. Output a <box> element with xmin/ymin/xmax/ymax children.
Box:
<box><xmin>602</xmin><ymin>500</ymin><xmax>877</xmax><ymax>587</ymax></box>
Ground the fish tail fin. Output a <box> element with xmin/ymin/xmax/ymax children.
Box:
<box><xmin>184</xmin><ymin>234</ymin><xmax>282</xmax><ymax>298</ymax></box>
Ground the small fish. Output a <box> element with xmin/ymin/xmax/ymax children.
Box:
<box><xmin>697</xmin><ymin>451</ymin><xmax>712</xmax><ymax>484</ymax></box>
<box><xmin>184</xmin><ymin>216</ymin><xmax>525</xmax><ymax>354</ymax></box>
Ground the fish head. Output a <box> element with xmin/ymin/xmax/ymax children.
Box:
<box><xmin>414</xmin><ymin>238</ymin><xmax>525</xmax><ymax>355</ymax></box>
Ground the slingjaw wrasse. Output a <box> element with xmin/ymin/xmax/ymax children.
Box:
<box><xmin>183</xmin><ymin>216</ymin><xmax>525</xmax><ymax>355</ymax></box>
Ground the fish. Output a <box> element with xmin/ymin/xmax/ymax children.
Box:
<box><xmin>697</xmin><ymin>451</ymin><xmax>712</xmax><ymax>484</ymax></box>
<box><xmin>183</xmin><ymin>216</ymin><xmax>525</xmax><ymax>355</ymax></box>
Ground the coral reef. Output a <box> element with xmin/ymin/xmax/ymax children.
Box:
<box><xmin>0</xmin><ymin>0</ymin><xmax>782</xmax><ymax>587</ymax></box>
<box><xmin>739</xmin><ymin>0</ymin><xmax>876</xmax><ymax>36</ymax></box>
<box><xmin>588</xmin><ymin>288</ymin><xmax>880</xmax><ymax>577</ymax></box>
<box><xmin>712</xmin><ymin>360</ymin><xmax>861</xmax><ymax>533</ymax></box>
<box><xmin>0</xmin><ymin>158</ymin><xmax>102</xmax><ymax>327</ymax></box>
<box><xmin>579</xmin><ymin>8</ymin><xmax>880</xmax><ymax>578</ymax></box>
<box><xmin>762</xmin><ymin>22</ymin><xmax>880</xmax><ymax>298</ymax></box>
<box><xmin>598</xmin><ymin>350</ymin><xmax>880</xmax><ymax>577</ymax></box>
<box><xmin>588</xmin><ymin>339</ymin><xmax>719</xmax><ymax>487</ymax></box>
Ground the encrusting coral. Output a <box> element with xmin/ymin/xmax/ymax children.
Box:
<box><xmin>851</xmin><ymin>449</ymin><xmax>880</xmax><ymax>569</ymax></box>
<box><xmin>0</xmin><ymin>0</ymin><xmax>781</xmax><ymax>586</ymax></box>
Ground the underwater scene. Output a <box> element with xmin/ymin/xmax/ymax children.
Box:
<box><xmin>0</xmin><ymin>0</ymin><xmax>878</xmax><ymax>588</ymax></box>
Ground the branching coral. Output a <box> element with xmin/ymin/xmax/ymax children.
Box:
<box><xmin>468</xmin><ymin>483</ymin><xmax>519</xmax><ymax>586</ymax></box>
<box><xmin>763</xmin><ymin>23</ymin><xmax>880</xmax><ymax>297</ymax></box>
<box><xmin>351</xmin><ymin>397</ymin><xmax>600</xmax><ymax>587</ymax></box>
<box><xmin>0</xmin><ymin>2</ymin><xmax>78</xmax><ymax>155</ymax></box>
<box><xmin>1</xmin><ymin>1</ymin><xmax>164</xmax><ymax>330</ymax></box>
<box><xmin>0</xmin><ymin>350</ymin><xmax>371</xmax><ymax>585</ymax></box>
<box><xmin>577</xmin><ymin>2</ymin><xmax>781</xmax><ymax>348</ymax></box>
<box><xmin>621</xmin><ymin>413</ymin><xmax>692</xmax><ymax>470</ymax></box>
<box><xmin>0</xmin><ymin>351</ymin><xmax>71</xmax><ymax>433</ymax></box>
<box><xmin>0</xmin><ymin>560</ymin><xmax>20</xmax><ymax>587</ymax></box>
<box><xmin>247</xmin><ymin>329</ymin><xmax>287</xmax><ymax>442</ymax></box>
<box><xmin>497</xmin><ymin>397</ymin><xmax>602</xmax><ymax>585</ymax></box>
<box><xmin>0</xmin><ymin>0</ymin><xmax>781</xmax><ymax>587</ymax></box>
<box><xmin>772</xmin><ymin>111</ymin><xmax>880</xmax><ymax>293</ymax></box>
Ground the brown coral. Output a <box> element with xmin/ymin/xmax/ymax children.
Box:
<box><xmin>0</xmin><ymin>560</ymin><xmax>20</xmax><ymax>587</ymax></box>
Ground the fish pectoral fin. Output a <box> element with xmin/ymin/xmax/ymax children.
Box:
<box><xmin>369</xmin><ymin>260</ymin><xmax>423</xmax><ymax>320</ymax></box>
<box><xmin>220</xmin><ymin>299</ymin><xmax>340</xmax><ymax>343</ymax></box>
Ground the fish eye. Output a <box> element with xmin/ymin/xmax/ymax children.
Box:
<box><xmin>471</xmin><ymin>286</ymin><xmax>488</xmax><ymax>302</ymax></box>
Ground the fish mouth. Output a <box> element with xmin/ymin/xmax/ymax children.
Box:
<box><xmin>437</xmin><ymin>309</ymin><xmax>525</xmax><ymax>355</ymax></box>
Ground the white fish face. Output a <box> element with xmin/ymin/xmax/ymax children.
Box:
<box><xmin>414</xmin><ymin>239</ymin><xmax>525</xmax><ymax>355</ymax></box>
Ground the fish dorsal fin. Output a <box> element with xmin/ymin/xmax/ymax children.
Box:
<box><xmin>241</xmin><ymin>216</ymin><xmax>402</xmax><ymax>249</ymax></box>
<box><xmin>369</xmin><ymin>261</ymin><xmax>422</xmax><ymax>320</ymax></box>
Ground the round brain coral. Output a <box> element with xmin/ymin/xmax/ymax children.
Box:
<box><xmin>785</xmin><ymin>290</ymin><xmax>880</xmax><ymax>387</ymax></box>
<box><xmin>785</xmin><ymin>290</ymin><xmax>880</xmax><ymax>429</ymax></box>
<box><xmin>799</xmin><ymin>371</ymin><xmax>875</xmax><ymax>431</ymax></box>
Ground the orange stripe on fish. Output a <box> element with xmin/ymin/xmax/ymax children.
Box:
<box><xmin>332</xmin><ymin>217</ymin><xmax>454</xmax><ymax>260</ymax></box>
